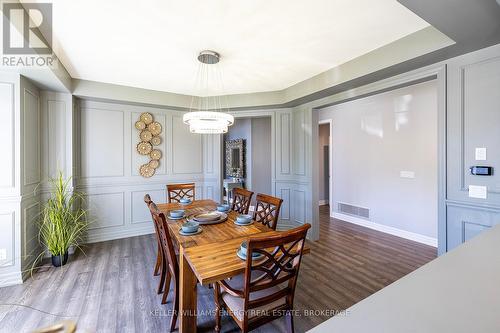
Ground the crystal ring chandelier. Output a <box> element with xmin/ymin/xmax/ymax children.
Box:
<box><xmin>183</xmin><ymin>50</ymin><xmax>234</xmax><ymax>134</ymax></box>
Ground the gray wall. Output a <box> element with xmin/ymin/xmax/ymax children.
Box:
<box><xmin>251</xmin><ymin>117</ymin><xmax>272</xmax><ymax>196</ymax></box>
<box><xmin>319</xmin><ymin>80</ymin><xmax>438</xmax><ymax>241</ymax></box>
<box><xmin>445</xmin><ymin>44</ymin><xmax>500</xmax><ymax>251</ymax></box>
<box><xmin>318</xmin><ymin>124</ymin><xmax>330</xmax><ymax>203</ymax></box>
<box><xmin>76</xmin><ymin>100</ymin><xmax>220</xmax><ymax>243</ymax></box>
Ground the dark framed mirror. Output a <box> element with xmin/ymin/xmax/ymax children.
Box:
<box><xmin>225</xmin><ymin>139</ymin><xmax>245</xmax><ymax>178</ymax></box>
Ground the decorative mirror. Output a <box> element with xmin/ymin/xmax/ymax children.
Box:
<box><xmin>225</xmin><ymin>139</ymin><xmax>245</xmax><ymax>178</ymax></box>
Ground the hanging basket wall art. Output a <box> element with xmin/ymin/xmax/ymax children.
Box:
<box><xmin>136</xmin><ymin>112</ymin><xmax>163</xmax><ymax>178</ymax></box>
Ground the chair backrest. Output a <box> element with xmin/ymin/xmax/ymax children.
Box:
<box><xmin>231</xmin><ymin>187</ymin><xmax>254</xmax><ymax>214</ymax></box>
<box><xmin>144</xmin><ymin>194</ymin><xmax>152</xmax><ymax>206</ymax></box>
<box><xmin>166</xmin><ymin>183</ymin><xmax>195</xmax><ymax>203</ymax></box>
<box><xmin>243</xmin><ymin>224</ymin><xmax>310</xmax><ymax>312</ymax></box>
<box><xmin>253</xmin><ymin>193</ymin><xmax>283</xmax><ymax>230</ymax></box>
<box><xmin>149</xmin><ymin>202</ymin><xmax>178</xmax><ymax>274</ymax></box>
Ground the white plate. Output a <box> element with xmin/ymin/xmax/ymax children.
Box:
<box><xmin>167</xmin><ymin>214</ymin><xmax>185</xmax><ymax>220</ymax></box>
<box><xmin>179</xmin><ymin>226</ymin><xmax>203</xmax><ymax>236</ymax></box>
<box><xmin>234</xmin><ymin>220</ymin><xmax>254</xmax><ymax>226</ymax></box>
<box><xmin>187</xmin><ymin>212</ymin><xmax>227</xmax><ymax>225</ymax></box>
<box><xmin>236</xmin><ymin>249</ymin><xmax>264</xmax><ymax>261</ymax></box>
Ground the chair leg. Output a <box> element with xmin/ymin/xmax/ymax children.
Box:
<box><xmin>157</xmin><ymin>260</ymin><xmax>166</xmax><ymax>294</ymax></box>
<box><xmin>285</xmin><ymin>309</ymin><xmax>295</xmax><ymax>333</ymax></box>
<box><xmin>214</xmin><ymin>283</ymin><xmax>222</xmax><ymax>333</ymax></box>
<box><xmin>170</xmin><ymin>279</ymin><xmax>179</xmax><ymax>332</ymax></box>
<box><xmin>161</xmin><ymin>270</ymin><xmax>172</xmax><ymax>304</ymax></box>
<box><xmin>153</xmin><ymin>246</ymin><xmax>161</xmax><ymax>276</ymax></box>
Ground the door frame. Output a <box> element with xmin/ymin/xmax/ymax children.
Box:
<box><xmin>218</xmin><ymin>111</ymin><xmax>276</xmax><ymax>202</ymax></box>
<box><xmin>318</xmin><ymin>119</ymin><xmax>333</xmax><ymax>215</ymax></box>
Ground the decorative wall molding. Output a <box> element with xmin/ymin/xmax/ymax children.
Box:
<box><xmin>0</xmin><ymin>81</ymin><xmax>16</xmax><ymax>191</ymax></box>
<box><xmin>22</xmin><ymin>88</ymin><xmax>41</xmax><ymax>187</ymax></box>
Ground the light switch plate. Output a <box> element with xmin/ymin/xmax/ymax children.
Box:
<box><xmin>475</xmin><ymin>148</ymin><xmax>487</xmax><ymax>161</ymax></box>
<box><xmin>469</xmin><ymin>185</ymin><xmax>487</xmax><ymax>199</ymax></box>
<box><xmin>400</xmin><ymin>171</ymin><xmax>415</xmax><ymax>179</ymax></box>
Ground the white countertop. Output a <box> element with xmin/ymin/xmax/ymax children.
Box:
<box><xmin>309</xmin><ymin>224</ymin><xmax>500</xmax><ymax>333</ymax></box>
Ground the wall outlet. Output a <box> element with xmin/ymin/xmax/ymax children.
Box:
<box><xmin>0</xmin><ymin>248</ymin><xmax>7</xmax><ymax>261</ymax></box>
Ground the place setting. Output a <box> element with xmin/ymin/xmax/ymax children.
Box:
<box><xmin>234</xmin><ymin>214</ymin><xmax>253</xmax><ymax>226</ymax></box>
<box><xmin>179</xmin><ymin>220</ymin><xmax>203</xmax><ymax>236</ymax></box>
<box><xmin>179</xmin><ymin>197</ymin><xmax>192</xmax><ymax>205</ymax></box>
<box><xmin>167</xmin><ymin>209</ymin><xmax>186</xmax><ymax>220</ymax></box>
<box><xmin>236</xmin><ymin>241</ymin><xmax>264</xmax><ymax>261</ymax></box>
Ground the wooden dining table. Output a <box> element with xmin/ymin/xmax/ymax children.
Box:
<box><xmin>156</xmin><ymin>199</ymin><xmax>306</xmax><ymax>333</ymax></box>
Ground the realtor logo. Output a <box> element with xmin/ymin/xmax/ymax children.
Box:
<box><xmin>2</xmin><ymin>3</ymin><xmax>52</xmax><ymax>54</ymax></box>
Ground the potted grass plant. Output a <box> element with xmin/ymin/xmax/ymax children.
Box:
<box><xmin>37</xmin><ymin>172</ymin><xmax>88</xmax><ymax>267</ymax></box>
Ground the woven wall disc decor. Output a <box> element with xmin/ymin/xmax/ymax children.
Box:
<box><xmin>135</xmin><ymin>121</ymin><xmax>146</xmax><ymax>130</ymax></box>
<box><xmin>148</xmin><ymin>122</ymin><xmax>162</xmax><ymax>136</ymax></box>
<box><xmin>150</xmin><ymin>149</ymin><xmax>162</xmax><ymax>160</ymax></box>
<box><xmin>140</xmin><ymin>112</ymin><xmax>153</xmax><ymax>124</ymax></box>
<box><xmin>139</xmin><ymin>163</ymin><xmax>155</xmax><ymax>178</ymax></box>
<box><xmin>137</xmin><ymin>141</ymin><xmax>153</xmax><ymax>155</ymax></box>
<box><xmin>140</xmin><ymin>130</ymin><xmax>153</xmax><ymax>142</ymax></box>
<box><xmin>148</xmin><ymin>159</ymin><xmax>160</xmax><ymax>169</ymax></box>
<box><xmin>135</xmin><ymin>113</ymin><xmax>163</xmax><ymax>177</ymax></box>
<box><xmin>150</xmin><ymin>136</ymin><xmax>161</xmax><ymax>146</ymax></box>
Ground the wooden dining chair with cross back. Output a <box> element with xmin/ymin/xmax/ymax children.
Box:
<box><xmin>253</xmin><ymin>193</ymin><xmax>283</xmax><ymax>230</ymax></box>
<box><xmin>213</xmin><ymin>223</ymin><xmax>311</xmax><ymax>333</ymax></box>
<box><xmin>166</xmin><ymin>183</ymin><xmax>195</xmax><ymax>203</ymax></box>
<box><xmin>149</xmin><ymin>201</ymin><xmax>180</xmax><ymax>332</ymax></box>
<box><xmin>231</xmin><ymin>187</ymin><xmax>254</xmax><ymax>214</ymax></box>
<box><xmin>144</xmin><ymin>194</ymin><xmax>163</xmax><ymax>289</ymax></box>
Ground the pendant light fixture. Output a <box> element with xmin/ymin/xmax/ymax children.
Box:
<box><xmin>183</xmin><ymin>50</ymin><xmax>234</xmax><ymax>134</ymax></box>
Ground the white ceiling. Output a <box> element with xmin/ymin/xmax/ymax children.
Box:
<box><xmin>28</xmin><ymin>0</ymin><xmax>429</xmax><ymax>96</ymax></box>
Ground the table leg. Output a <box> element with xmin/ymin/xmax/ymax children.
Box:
<box><xmin>179</xmin><ymin>247</ymin><xmax>198</xmax><ymax>333</ymax></box>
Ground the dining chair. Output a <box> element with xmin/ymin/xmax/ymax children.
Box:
<box><xmin>166</xmin><ymin>183</ymin><xmax>196</xmax><ymax>203</ymax></box>
<box><xmin>213</xmin><ymin>223</ymin><xmax>311</xmax><ymax>333</ymax></box>
<box><xmin>231</xmin><ymin>187</ymin><xmax>254</xmax><ymax>214</ymax></box>
<box><xmin>144</xmin><ymin>194</ymin><xmax>163</xmax><ymax>286</ymax></box>
<box><xmin>149</xmin><ymin>202</ymin><xmax>180</xmax><ymax>332</ymax></box>
<box><xmin>253</xmin><ymin>193</ymin><xmax>283</xmax><ymax>230</ymax></box>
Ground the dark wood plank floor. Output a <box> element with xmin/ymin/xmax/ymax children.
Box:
<box><xmin>0</xmin><ymin>206</ymin><xmax>436</xmax><ymax>332</ymax></box>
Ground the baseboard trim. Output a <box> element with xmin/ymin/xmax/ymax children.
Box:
<box><xmin>0</xmin><ymin>271</ymin><xmax>23</xmax><ymax>288</ymax></box>
<box><xmin>332</xmin><ymin>212</ymin><xmax>437</xmax><ymax>247</ymax></box>
<box><xmin>318</xmin><ymin>200</ymin><xmax>328</xmax><ymax>206</ymax></box>
<box><xmin>86</xmin><ymin>225</ymin><xmax>155</xmax><ymax>244</ymax></box>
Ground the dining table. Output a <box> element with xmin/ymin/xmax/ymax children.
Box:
<box><xmin>156</xmin><ymin>199</ymin><xmax>309</xmax><ymax>333</ymax></box>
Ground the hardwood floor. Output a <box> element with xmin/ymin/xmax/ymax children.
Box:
<box><xmin>0</xmin><ymin>206</ymin><xmax>436</xmax><ymax>332</ymax></box>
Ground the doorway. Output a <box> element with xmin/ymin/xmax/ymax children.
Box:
<box><xmin>221</xmin><ymin>116</ymin><xmax>272</xmax><ymax>203</ymax></box>
<box><xmin>318</xmin><ymin>121</ymin><xmax>332</xmax><ymax>211</ymax></box>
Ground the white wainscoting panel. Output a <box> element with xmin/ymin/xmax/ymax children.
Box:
<box><xmin>276</xmin><ymin>111</ymin><xmax>291</xmax><ymax>177</ymax></box>
<box><xmin>131</xmin><ymin>189</ymin><xmax>165</xmax><ymax>224</ymax></box>
<box><xmin>23</xmin><ymin>89</ymin><xmax>40</xmax><ymax>187</ymax></box>
<box><xmin>0</xmin><ymin>212</ymin><xmax>15</xmax><ymax>267</ymax></box>
<box><xmin>86</xmin><ymin>192</ymin><xmax>125</xmax><ymax>230</ymax></box>
<box><xmin>0</xmin><ymin>82</ymin><xmax>15</xmax><ymax>190</ymax></box>
<box><xmin>81</xmin><ymin>107</ymin><xmax>125</xmax><ymax>178</ymax></box>
<box><xmin>172</xmin><ymin>115</ymin><xmax>203</xmax><ymax>174</ymax></box>
<box><xmin>22</xmin><ymin>201</ymin><xmax>40</xmax><ymax>259</ymax></box>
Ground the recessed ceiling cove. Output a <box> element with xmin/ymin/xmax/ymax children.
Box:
<box><xmin>26</xmin><ymin>0</ymin><xmax>429</xmax><ymax>96</ymax></box>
